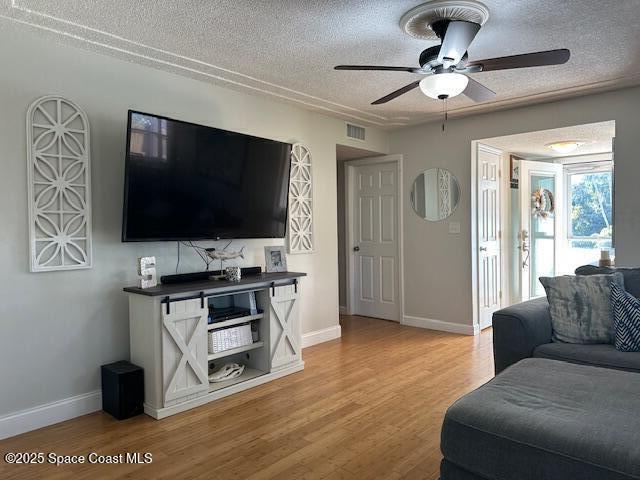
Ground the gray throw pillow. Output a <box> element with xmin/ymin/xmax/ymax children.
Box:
<box><xmin>539</xmin><ymin>273</ymin><xmax>624</xmax><ymax>344</ymax></box>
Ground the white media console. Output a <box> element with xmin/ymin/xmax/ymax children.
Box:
<box><xmin>124</xmin><ymin>272</ymin><xmax>306</xmax><ymax>419</ymax></box>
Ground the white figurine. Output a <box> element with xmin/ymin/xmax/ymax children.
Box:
<box><xmin>137</xmin><ymin>256</ymin><xmax>157</xmax><ymax>289</ymax></box>
<box><xmin>206</xmin><ymin>246</ymin><xmax>245</xmax><ymax>262</ymax></box>
<box><xmin>209</xmin><ymin>363</ymin><xmax>245</xmax><ymax>383</ymax></box>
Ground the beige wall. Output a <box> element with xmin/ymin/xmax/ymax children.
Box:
<box><xmin>0</xmin><ymin>22</ymin><xmax>388</xmax><ymax>417</ymax></box>
<box><xmin>3</xmin><ymin>16</ymin><xmax>639</xmax><ymax>422</ymax></box>
<box><xmin>337</xmin><ymin>160</ymin><xmax>347</xmax><ymax>307</ymax></box>
<box><xmin>390</xmin><ymin>86</ymin><xmax>640</xmax><ymax>326</ymax></box>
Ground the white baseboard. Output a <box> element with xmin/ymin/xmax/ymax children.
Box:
<box><xmin>0</xmin><ymin>390</ymin><xmax>102</xmax><ymax>440</ymax></box>
<box><xmin>302</xmin><ymin>324</ymin><xmax>342</xmax><ymax>348</ymax></box>
<box><xmin>402</xmin><ymin>315</ymin><xmax>479</xmax><ymax>336</ymax></box>
<box><xmin>479</xmin><ymin>319</ymin><xmax>493</xmax><ymax>330</ymax></box>
<box><xmin>338</xmin><ymin>305</ymin><xmax>348</xmax><ymax>315</ymax></box>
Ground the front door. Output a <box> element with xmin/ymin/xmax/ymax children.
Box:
<box><xmin>476</xmin><ymin>144</ymin><xmax>502</xmax><ymax>329</ymax></box>
<box><xmin>519</xmin><ymin>161</ymin><xmax>564</xmax><ymax>300</ymax></box>
<box><xmin>349</xmin><ymin>158</ymin><xmax>400</xmax><ymax>321</ymax></box>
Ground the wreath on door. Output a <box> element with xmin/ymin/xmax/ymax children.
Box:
<box><xmin>532</xmin><ymin>188</ymin><xmax>555</xmax><ymax>219</ymax></box>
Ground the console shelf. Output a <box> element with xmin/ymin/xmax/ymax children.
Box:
<box><xmin>207</xmin><ymin>341</ymin><xmax>264</xmax><ymax>361</ymax></box>
<box><xmin>208</xmin><ymin>367</ymin><xmax>265</xmax><ymax>392</ymax></box>
<box><xmin>207</xmin><ymin>313</ymin><xmax>264</xmax><ymax>331</ymax></box>
<box><xmin>125</xmin><ymin>272</ymin><xmax>306</xmax><ymax>419</ymax></box>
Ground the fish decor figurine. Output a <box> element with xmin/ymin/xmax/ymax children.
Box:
<box><xmin>205</xmin><ymin>246</ymin><xmax>245</xmax><ymax>262</ymax></box>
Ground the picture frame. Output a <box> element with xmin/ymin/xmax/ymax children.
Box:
<box><xmin>264</xmin><ymin>246</ymin><xmax>287</xmax><ymax>273</ymax></box>
<box><xmin>510</xmin><ymin>154</ymin><xmax>521</xmax><ymax>189</ymax></box>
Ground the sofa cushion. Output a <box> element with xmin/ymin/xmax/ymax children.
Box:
<box><xmin>576</xmin><ymin>265</ymin><xmax>640</xmax><ymax>298</ymax></box>
<box><xmin>441</xmin><ymin>358</ymin><xmax>640</xmax><ymax>480</ymax></box>
<box><xmin>533</xmin><ymin>342</ymin><xmax>640</xmax><ymax>372</ymax></box>
<box><xmin>539</xmin><ymin>273</ymin><xmax>624</xmax><ymax>344</ymax></box>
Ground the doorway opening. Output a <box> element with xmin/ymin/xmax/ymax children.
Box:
<box><xmin>336</xmin><ymin>145</ymin><xmax>404</xmax><ymax>322</ymax></box>
<box><xmin>471</xmin><ymin>120</ymin><xmax>615</xmax><ymax>326</ymax></box>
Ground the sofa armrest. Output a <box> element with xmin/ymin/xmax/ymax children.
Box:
<box><xmin>492</xmin><ymin>297</ymin><xmax>553</xmax><ymax>374</ymax></box>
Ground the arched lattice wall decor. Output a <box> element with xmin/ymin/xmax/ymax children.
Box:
<box><xmin>26</xmin><ymin>96</ymin><xmax>92</xmax><ymax>272</ymax></box>
<box><xmin>288</xmin><ymin>143</ymin><xmax>314</xmax><ymax>254</ymax></box>
<box><xmin>438</xmin><ymin>168</ymin><xmax>452</xmax><ymax>219</ymax></box>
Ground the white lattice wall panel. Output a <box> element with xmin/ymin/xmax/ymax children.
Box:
<box><xmin>288</xmin><ymin>143</ymin><xmax>314</xmax><ymax>254</ymax></box>
<box><xmin>27</xmin><ymin>96</ymin><xmax>92</xmax><ymax>272</ymax></box>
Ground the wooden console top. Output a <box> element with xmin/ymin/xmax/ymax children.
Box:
<box><xmin>124</xmin><ymin>272</ymin><xmax>307</xmax><ymax>297</ymax></box>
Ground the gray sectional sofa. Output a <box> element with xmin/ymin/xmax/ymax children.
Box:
<box><xmin>440</xmin><ymin>266</ymin><xmax>640</xmax><ymax>480</ymax></box>
<box><xmin>493</xmin><ymin>265</ymin><xmax>640</xmax><ymax>375</ymax></box>
<box><xmin>440</xmin><ymin>358</ymin><xmax>640</xmax><ymax>480</ymax></box>
<box><xmin>492</xmin><ymin>296</ymin><xmax>640</xmax><ymax>375</ymax></box>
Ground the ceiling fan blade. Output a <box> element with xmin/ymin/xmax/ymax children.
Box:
<box><xmin>371</xmin><ymin>80</ymin><xmax>421</xmax><ymax>105</ymax></box>
<box><xmin>467</xmin><ymin>49</ymin><xmax>570</xmax><ymax>72</ymax></box>
<box><xmin>437</xmin><ymin>21</ymin><xmax>481</xmax><ymax>66</ymax></box>
<box><xmin>462</xmin><ymin>76</ymin><xmax>496</xmax><ymax>103</ymax></box>
<box><xmin>335</xmin><ymin>65</ymin><xmax>419</xmax><ymax>73</ymax></box>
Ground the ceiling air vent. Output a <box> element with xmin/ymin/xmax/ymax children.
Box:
<box><xmin>346</xmin><ymin>123</ymin><xmax>366</xmax><ymax>141</ymax></box>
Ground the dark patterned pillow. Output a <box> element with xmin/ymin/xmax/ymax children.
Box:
<box><xmin>611</xmin><ymin>282</ymin><xmax>640</xmax><ymax>352</ymax></box>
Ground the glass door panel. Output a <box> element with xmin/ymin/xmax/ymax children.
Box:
<box><xmin>529</xmin><ymin>175</ymin><xmax>555</xmax><ymax>298</ymax></box>
<box><xmin>519</xmin><ymin>161</ymin><xmax>563</xmax><ymax>302</ymax></box>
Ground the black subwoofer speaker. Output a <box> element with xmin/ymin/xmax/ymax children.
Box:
<box><xmin>101</xmin><ymin>361</ymin><xmax>144</xmax><ymax>420</ymax></box>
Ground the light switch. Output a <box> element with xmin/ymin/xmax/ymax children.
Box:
<box><xmin>449</xmin><ymin>222</ymin><xmax>461</xmax><ymax>234</ymax></box>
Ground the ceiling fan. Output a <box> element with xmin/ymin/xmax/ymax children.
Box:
<box><xmin>335</xmin><ymin>19</ymin><xmax>570</xmax><ymax>105</ymax></box>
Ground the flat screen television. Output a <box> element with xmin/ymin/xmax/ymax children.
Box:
<box><xmin>122</xmin><ymin>111</ymin><xmax>292</xmax><ymax>241</ymax></box>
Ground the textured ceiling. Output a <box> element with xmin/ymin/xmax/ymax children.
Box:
<box><xmin>481</xmin><ymin>121</ymin><xmax>615</xmax><ymax>158</ymax></box>
<box><xmin>2</xmin><ymin>0</ymin><xmax>640</xmax><ymax>128</ymax></box>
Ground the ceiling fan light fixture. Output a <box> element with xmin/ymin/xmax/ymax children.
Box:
<box><xmin>419</xmin><ymin>73</ymin><xmax>469</xmax><ymax>99</ymax></box>
<box><xmin>400</xmin><ymin>1</ymin><xmax>490</xmax><ymax>40</ymax></box>
<box><xmin>546</xmin><ymin>141</ymin><xmax>585</xmax><ymax>154</ymax></box>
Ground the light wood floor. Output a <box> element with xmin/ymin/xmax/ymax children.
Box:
<box><xmin>0</xmin><ymin>316</ymin><xmax>494</xmax><ymax>480</ymax></box>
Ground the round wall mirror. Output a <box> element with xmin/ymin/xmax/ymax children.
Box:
<box><xmin>410</xmin><ymin>168</ymin><xmax>461</xmax><ymax>221</ymax></box>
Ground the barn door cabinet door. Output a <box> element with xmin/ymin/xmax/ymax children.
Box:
<box><xmin>161</xmin><ymin>298</ymin><xmax>209</xmax><ymax>407</ymax></box>
<box><xmin>269</xmin><ymin>284</ymin><xmax>301</xmax><ymax>370</ymax></box>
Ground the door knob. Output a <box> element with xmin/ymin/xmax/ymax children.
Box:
<box><xmin>353</xmin><ymin>246</ymin><xmax>360</xmax><ymax>252</ymax></box>
<box><xmin>479</xmin><ymin>246</ymin><xmax>487</xmax><ymax>252</ymax></box>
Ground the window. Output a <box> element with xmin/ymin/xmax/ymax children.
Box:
<box><xmin>129</xmin><ymin>112</ymin><xmax>168</xmax><ymax>160</ymax></box>
<box><xmin>565</xmin><ymin>163</ymin><xmax>613</xmax><ymax>266</ymax></box>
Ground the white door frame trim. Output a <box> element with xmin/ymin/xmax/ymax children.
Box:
<box><xmin>344</xmin><ymin>154</ymin><xmax>404</xmax><ymax>322</ymax></box>
<box><xmin>471</xmin><ymin>142</ymin><xmax>504</xmax><ymax>330</ymax></box>
<box><xmin>471</xmin><ymin>142</ymin><xmax>479</xmax><ymax>328</ymax></box>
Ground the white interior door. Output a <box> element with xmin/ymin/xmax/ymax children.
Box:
<box><xmin>519</xmin><ymin>161</ymin><xmax>564</xmax><ymax>300</ymax></box>
<box><xmin>476</xmin><ymin>144</ymin><xmax>502</xmax><ymax>329</ymax></box>
<box><xmin>348</xmin><ymin>158</ymin><xmax>400</xmax><ymax>321</ymax></box>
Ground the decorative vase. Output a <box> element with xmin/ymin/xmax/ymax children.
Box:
<box><xmin>225</xmin><ymin>266</ymin><xmax>241</xmax><ymax>282</ymax></box>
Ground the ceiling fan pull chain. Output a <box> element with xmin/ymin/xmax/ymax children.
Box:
<box><xmin>442</xmin><ymin>98</ymin><xmax>448</xmax><ymax>132</ymax></box>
